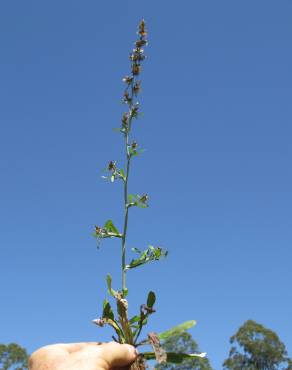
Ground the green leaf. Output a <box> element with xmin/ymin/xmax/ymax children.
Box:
<box><xmin>119</xmin><ymin>169</ymin><xmax>125</xmax><ymax>181</ymax></box>
<box><xmin>105</xmin><ymin>319</ymin><xmax>125</xmax><ymax>344</ymax></box>
<box><xmin>106</xmin><ymin>274</ymin><xmax>118</xmax><ymax>298</ymax></box>
<box><xmin>142</xmin><ymin>351</ymin><xmax>206</xmax><ymax>363</ymax></box>
<box><xmin>147</xmin><ymin>291</ymin><xmax>156</xmax><ymax>308</ymax></box>
<box><xmin>102</xmin><ymin>299</ymin><xmax>114</xmax><ymax>320</ymax></box>
<box><xmin>125</xmin><ymin>246</ymin><xmax>168</xmax><ymax>270</ymax></box>
<box><xmin>127</xmin><ymin>194</ymin><xmax>149</xmax><ymax>208</ymax></box>
<box><xmin>104</xmin><ymin>220</ymin><xmax>119</xmax><ymax>234</ymax></box>
<box><xmin>158</xmin><ymin>320</ymin><xmax>196</xmax><ymax>341</ymax></box>
<box><xmin>129</xmin><ymin>315</ymin><xmax>140</xmax><ymax>325</ymax></box>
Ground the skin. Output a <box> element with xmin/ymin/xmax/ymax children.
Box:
<box><xmin>29</xmin><ymin>342</ymin><xmax>138</xmax><ymax>370</ymax></box>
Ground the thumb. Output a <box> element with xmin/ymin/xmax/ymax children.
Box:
<box><xmin>94</xmin><ymin>342</ymin><xmax>137</xmax><ymax>368</ymax></box>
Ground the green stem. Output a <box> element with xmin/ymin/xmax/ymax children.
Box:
<box><xmin>122</xmin><ymin>134</ymin><xmax>131</xmax><ymax>291</ymax></box>
<box><xmin>121</xmin><ymin>79</ymin><xmax>135</xmax><ymax>291</ymax></box>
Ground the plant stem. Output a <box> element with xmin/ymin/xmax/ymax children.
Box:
<box><xmin>122</xmin><ymin>135</ymin><xmax>130</xmax><ymax>291</ymax></box>
<box><xmin>121</xmin><ymin>82</ymin><xmax>135</xmax><ymax>291</ymax></box>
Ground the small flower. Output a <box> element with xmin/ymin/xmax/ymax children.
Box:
<box><xmin>92</xmin><ymin>318</ymin><xmax>105</xmax><ymax>327</ymax></box>
<box><xmin>108</xmin><ymin>161</ymin><xmax>116</xmax><ymax>171</ymax></box>
<box><xmin>133</xmin><ymin>81</ymin><xmax>141</xmax><ymax>96</ymax></box>
<box><xmin>132</xmin><ymin>64</ymin><xmax>141</xmax><ymax>75</ymax></box>
<box><xmin>122</xmin><ymin>113</ymin><xmax>128</xmax><ymax>127</ymax></box>
<box><xmin>95</xmin><ymin>226</ymin><xmax>105</xmax><ymax>235</ymax></box>
<box><xmin>130</xmin><ymin>103</ymin><xmax>139</xmax><ymax>118</ymax></box>
<box><xmin>135</xmin><ymin>39</ymin><xmax>147</xmax><ymax>48</ymax></box>
<box><xmin>131</xmin><ymin>141</ymin><xmax>138</xmax><ymax>149</ymax></box>
<box><xmin>122</xmin><ymin>75</ymin><xmax>133</xmax><ymax>84</ymax></box>
<box><xmin>140</xmin><ymin>194</ymin><xmax>148</xmax><ymax>204</ymax></box>
<box><xmin>138</xmin><ymin>19</ymin><xmax>147</xmax><ymax>38</ymax></box>
<box><xmin>130</xmin><ymin>49</ymin><xmax>145</xmax><ymax>62</ymax></box>
<box><xmin>123</xmin><ymin>91</ymin><xmax>132</xmax><ymax>105</ymax></box>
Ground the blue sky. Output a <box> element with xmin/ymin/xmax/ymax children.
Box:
<box><xmin>1</xmin><ymin>1</ymin><xmax>291</xmax><ymax>368</ymax></box>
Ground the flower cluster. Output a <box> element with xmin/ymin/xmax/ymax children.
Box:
<box><xmin>121</xmin><ymin>20</ymin><xmax>147</xmax><ymax>135</ymax></box>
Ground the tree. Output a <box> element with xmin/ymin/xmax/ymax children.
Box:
<box><xmin>223</xmin><ymin>320</ymin><xmax>291</xmax><ymax>370</ymax></box>
<box><xmin>155</xmin><ymin>332</ymin><xmax>213</xmax><ymax>370</ymax></box>
<box><xmin>0</xmin><ymin>343</ymin><xmax>28</xmax><ymax>370</ymax></box>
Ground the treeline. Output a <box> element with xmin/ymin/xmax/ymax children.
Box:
<box><xmin>1</xmin><ymin>320</ymin><xmax>291</xmax><ymax>369</ymax></box>
<box><xmin>157</xmin><ymin>320</ymin><xmax>291</xmax><ymax>370</ymax></box>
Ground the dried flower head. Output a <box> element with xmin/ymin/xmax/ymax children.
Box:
<box><xmin>132</xmin><ymin>64</ymin><xmax>141</xmax><ymax>76</ymax></box>
<box><xmin>135</xmin><ymin>39</ymin><xmax>147</xmax><ymax>48</ymax></box>
<box><xmin>130</xmin><ymin>49</ymin><xmax>145</xmax><ymax>62</ymax></box>
<box><xmin>108</xmin><ymin>161</ymin><xmax>116</xmax><ymax>171</ymax></box>
<box><xmin>138</xmin><ymin>19</ymin><xmax>147</xmax><ymax>38</ymax></box>
<box><xmin>139</xmin><ymin>194</ymin><xmax>148</xmax><ymax>204</ymax></box>
<box><xmin>133</xmin><ymin>81</ymin><xmax>141</xmax><ymax>96</ymax></box>
<box><xmin>131</xmin><ymin>141</ymin><xmax>138</xmax><ymax>149</ymax></box>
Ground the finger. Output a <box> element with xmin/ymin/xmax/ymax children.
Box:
<box><xmin>57</xmin><ymin>342</ymin><xmax>102</xmax><ymax>354</ymax></box>
<box><xmin>29</xmin><ymin>342</ymin><xmax>101</xmax><ymax>368</ymax></box>
<box><xmin>87</xmin><ymin>342</ymin><xmax>137</xmax><ymax>368</ymax></box>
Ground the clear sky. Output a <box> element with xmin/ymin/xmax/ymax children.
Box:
<box><xmin>1</xmin><ymin>1</ymin><xmax>291</xmax><ymax>368</ymax></box>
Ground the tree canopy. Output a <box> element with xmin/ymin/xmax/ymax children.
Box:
<box><xmin>223</xmin><ymin>320</ymin><xmax>291</xmax><ymax>370</ymax></box>
<box><xmin>0</xmin><ymin>343</ymin><xmax>28</xmax><ymax>370</ymax></box>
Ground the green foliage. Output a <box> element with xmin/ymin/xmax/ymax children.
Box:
<box><xmin>0</xmin><ymin>343</ymin><xmax>28</xmax><ymax>370</ymax></box>
<box><xmin>106</xmin><ymin>274</ymin><xmax>118</xmax><ymax>298</ymax></box>
<box><xmin>127</xmin><ymin>194</ymin><xmax>149</xmax><ymax>208</ymax></box>
<box><xmin>93</xmin><ymin>220</ymin><xmax>122</xmax><ymax>242</ymax></box>
<box><xmin>102</xmin><ymin>299</ymin><xmax>114</xmax><ymax>320</ymax></box>
<box><xmin>154</xmin><ymin>332</ymin><xmax>213</xmax><ymax>370</ymax></box>
<box><xmin>125</xmin><ymin>245</ymin><xmax>168</xmax><ymax>270</ymax></box>
<box><xmin>147</xmin><ymin>291</ymin><xmax>156</xmax><ymax>308</ymax></box>
<box><xmin>158</xmin><ymin>321</ymin><xmax>196</xmax><ymax>341</ymax></box>
<box><xmin>223</xmin><ymin>320</ymin><xmax>291</xmax><ymax>370</ymax></box>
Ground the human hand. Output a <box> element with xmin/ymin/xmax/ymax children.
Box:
<box><xmin>29</xmin><ymin>342</ymin><xmax>138</xmax><ymax>370</ymax></box>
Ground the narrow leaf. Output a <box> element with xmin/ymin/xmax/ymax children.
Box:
<box><xmin>131</xmin><ymin>247</ymin><xmax>141</xmax><ymax>254</ymax></box>
<box><xmin>125</xmin><ymin>246</ymin><xmax>168</xmax><ymax>270</ymax></box>
<box><xmin>158</xmin><ymin>320</ymin><xmax>196</xmax><ymax>341</ymax></box>
<box><xmin>142</xmin><ymin>352</ymin><xmax>206</xmax><ymax>363</ymax></box>
<box><xmin>104</xmin><ymin>319</ymin><xmax>125</xmax><ymax>344</ymax></box>
<box><xmin>102</xmin><ymin>299</ymin><xmax>114</xmax><ymax>320</ymax></box>
<box><xmin>129</xmin><ymin>315</ymin><xmax>140</xmax><ymax>325</ymax></box>
<box><xmin>106</xmin><ymin>274</ymin><xmax>118</xmax><ymax>298</ymax></box>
